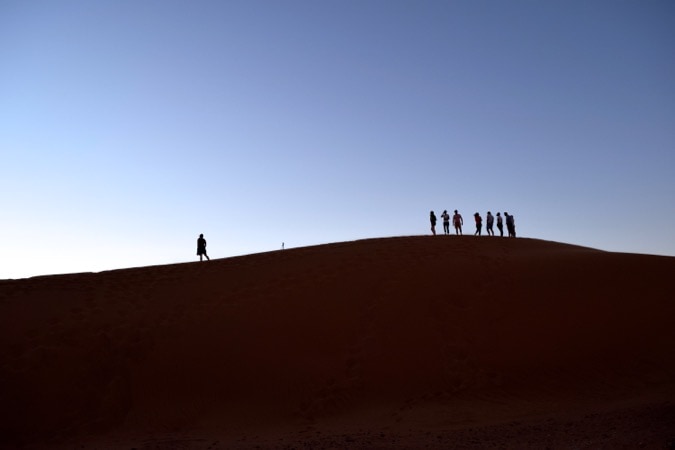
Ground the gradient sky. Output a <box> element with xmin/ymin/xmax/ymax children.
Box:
<box><xmin>2</xmin><ymin>0</ymin><xmax>674</xmax><ymax>279</ymax></box>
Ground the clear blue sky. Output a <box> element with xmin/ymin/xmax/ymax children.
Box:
<box><xmin>2</xmin><ymin>0</ymin><xmax>674</xmax><ymax>279</ymax></box>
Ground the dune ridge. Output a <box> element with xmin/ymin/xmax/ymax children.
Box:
<box><xmin>1</xmin><ymin>236</ymin><xmax>673</xmax><ymax>448</ymax></box>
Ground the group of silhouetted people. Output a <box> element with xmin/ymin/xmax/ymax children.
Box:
<box><xmin>430</xmin><ymin>210</ymin><xmax>516</xmax><ymax>238</ymax></box>
<box><xmin>198</xmin><ymin>209</ymin><xmax>517</xmax><ymax>263</ymax></box>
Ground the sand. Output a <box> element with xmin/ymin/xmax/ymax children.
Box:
<box><xmin>1</xmin><ymin>236</ymin><xmax>673</xmax><ymax>449</ymax></box>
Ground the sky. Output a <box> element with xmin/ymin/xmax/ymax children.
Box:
<box><xmin>1</xmin><ymin>0</ymin><xmax>674</xmax><ymax>279</ymax></box>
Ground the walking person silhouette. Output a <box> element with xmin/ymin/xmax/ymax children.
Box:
<box><xmin>504</xmin><ymin>212</ymin><xmax>516</xmax><ymax>237</ymax></box>
<box><xmin>496</xmin><ymin>212</ymin><xmax>504</xmax><ymax>237</ymax></box>
<box><xmin>197</xmin><ymin>233</ymin><xmax>210</xmax><ymax>261</ymax></box>
<box><xmin>473</xmin><ymin>212</ymin><xmax>483</xmax><ymax>236</ymax></box>
<box><xmin>486</xmin><ymin>211</ymin><xmax>495</xmax><ymax>236</ymax></box>
<box><xmin>429</xmin><ymin>211</ymin><xmax>437</xmax><ymax>236</ymax></box>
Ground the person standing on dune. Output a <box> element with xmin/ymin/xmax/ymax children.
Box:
<box><xmin>504</xmin><ymin>212</ymin><xmax>516</xmax><ymax>238</ymax></box>
<box><xmin>453</xmin><ymin>210</ymin><xmax>463</xmax><ymax>235</ymax></box>
<box><xmin>429</xmin><ymin>211</ymin><xmax>437</xmax><ymax>235</ymax></box>
<box><xmin>441</xmin><ymin>210</ymin><xmax>450</xmax><ymax>235</ymax></box>
<box><xmin>496</xmin><ymin>212</ymin><xmax>504</xmax><ymax>237</ymax></box>
<box><xmin>486</xmin><ymin>211</ymin><xmax>495</xmax><ymax>236</ymax></box>
<box><xmin>197</xmin><ymin>233</ymin><xmax>210</xmax><ymax>261</ymax></box>
<box><xmin>474</xmin><ymin>213</ymin><xmax>483</xmax><ymax>236</ymax></box>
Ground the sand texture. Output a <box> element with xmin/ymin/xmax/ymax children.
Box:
<box><xmin>1</xmin><ymin>236</ymin><xmax>674</xmax><ymax>449</ymax></box>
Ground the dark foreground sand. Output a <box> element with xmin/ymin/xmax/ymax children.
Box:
<box><xmin>1</xmin><ymin>236</ymin><xmax>673</xmax><ymax>449</ymax></box>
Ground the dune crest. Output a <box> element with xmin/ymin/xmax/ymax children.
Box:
<box><xmin>1</xmin><ymin>237</ymin><xmax>673</xmax><ymax>448</ymax></box>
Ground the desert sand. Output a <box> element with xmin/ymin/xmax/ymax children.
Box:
<box><xmin>1</xmin><ymin>236</ymin><xmax>673</xmax><ymax>449</ymax></box>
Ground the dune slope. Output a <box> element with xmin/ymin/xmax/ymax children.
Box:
<box><xmin>1</xmin><ymin>236</ymin><xmax>673</xmax><ymax>448</ymax></box>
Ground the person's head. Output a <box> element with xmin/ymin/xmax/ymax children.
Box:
<box><xmin>199</xmin><ymin>234</ymin><xmax>203</xmax><ymax>238</ymax></box>
<box><xmin>443</xmin><ymin>210</ymin><xmax>447</xmax><ymax>214</ymax></box>
<box><xmin>474</xmin><ymin>212</ymin><xmax>479</xmax><ymax>216</ymax></box>
<box><xmin>504</xmin><ymin>212</ymin><xmax>508</xmax><ymax>216</ymax></box>
<box><xmin>488</xmin><ymin>211</ymin><xmax>491</xmax><ymax>215</ymax></box>
<box><xmin>497</xmin><ymin>212</ymin><xmax>501</xmax><ymax>216</ymax></box>
<box><xmin>454</xmin><ymin>210</ymin><xmax>458</xmax><ymax>214</ymax></box>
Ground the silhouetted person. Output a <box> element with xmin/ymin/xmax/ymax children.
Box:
<box><xmin>197</xmin><ymin>233</ymin><xmax>210</xmax><ymax>261</ymax></box>
<box><xmin>474</xmin><ymin>213</ymin><xmax>482</xmax><ymax>236</ymax></box>
<box><xmin>429</xmin><ymin>211</ymin><xmax>437</xmax><ymax>235</ymax></box>
<box><xmin>496</xmin><ymin>212</ymin><xmax>504</xmax><ymax>237</ymax></box>
<box><xmin>453</xmin><ymin>210</ymin><xmax>463</xmax><ymax>235</ymax></box>
<box><xmin>486</xmin><ymin>211</ymin><xmax>494</xmax><ymax>236</ymax></box>
<box><xmin>504</xmin><ymin>212</ymin><xmax>516</xmax><ymax>237</ymax></box>
<box><xmin>441</xmin><ymin>210</ymin><xmax>450</xmax><ymax>235</ymax></box>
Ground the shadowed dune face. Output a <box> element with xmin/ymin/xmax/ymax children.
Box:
<box><xmin>1</xmin><ymin>237</ymin><xmax>674</xmax><ymax>447</ymax></box>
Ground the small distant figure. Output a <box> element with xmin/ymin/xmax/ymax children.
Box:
<box><xmin>429</xmin><ymin>210</ymin><xmax>437</xmax><ymax>236</ymax></box>
<box><xmin>282</xmin><ymin>242</ymin><xmax>285</xmax><ymax>250</ymax></box>
<box><xmin>496</xmin><ymin>212</ymin><xmax>504</xmax><ymax>237</ymax></box>
<box><xmin>504</xmin><ymin>212</ymin><xmax>516</xmax><ymax>238</ymax></box>
<box><xmin>474</xmin><ymin>213</ymin><xmax>483</xmax><ymax>236</ymax></box>
<box><xmin>441</xmin><ymin>210</ymin><xmax>450</xmax><ymax>235</ymax></box>
<box><xmin>486</xmin><ymin>211</ymin><xmax>494</xmax><ymax>236</ymax></box>
<box><xmin>197</xmin><ymin>233</ymin><xmax>210</xmax><ymax>261</ymax></box>
<box><xmin>453</xmin><ymin>210</ymin><xmax>463</xmax><ymax>235</ymax></box>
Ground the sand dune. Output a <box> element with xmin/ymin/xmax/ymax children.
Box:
<box><xmin>1</xmin><ymin>236</ymin><xmax>673</xmax><ymax>449</ymax></box>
